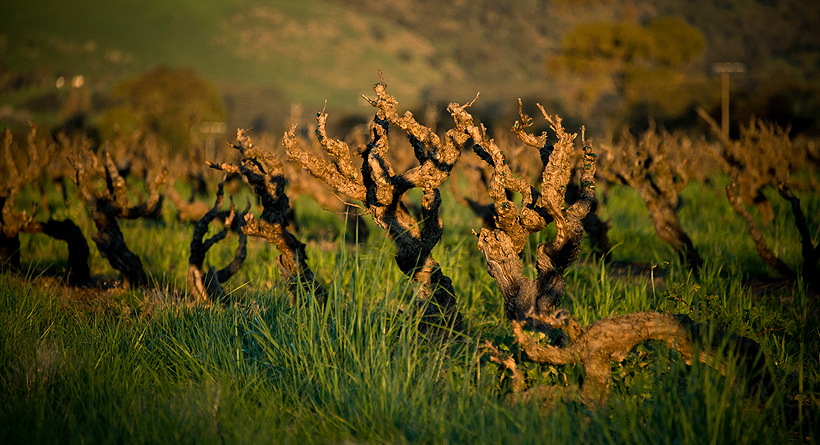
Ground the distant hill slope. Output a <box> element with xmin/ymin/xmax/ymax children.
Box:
<box><xmin>2</xmin><ymin>0</ymin><xmax>818</xmax><ymax>134</ymax></box>
<box><xmin>0</xmin><ymin>0</ymin><xmax>459</xmax><ymax>111</ymax></box>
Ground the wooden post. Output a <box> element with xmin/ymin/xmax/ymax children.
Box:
<box><xmin>712</xmin><ymin>63</ymin><xmax>747</xmax><ymax>139</ymax></box>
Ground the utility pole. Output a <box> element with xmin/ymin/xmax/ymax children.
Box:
<box><xmin>712</xmin><ymin>63</ymin><xmax>747</xmax><ymax>139</ymax></box>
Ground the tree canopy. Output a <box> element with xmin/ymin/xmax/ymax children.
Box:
<box><xmin>98</xmin><ymin>66</ymin><xmax>226</xmax><ymax>154</ymax></box>
<box><xmin>548</xmin><ymin>17</ymin><xmax>707</xmax><ymax>126</ymax></box>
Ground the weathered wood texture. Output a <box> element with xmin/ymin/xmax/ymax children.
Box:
<box><xmin>698</xmin><ymin>108</ymin><xmax>819</xmax><ymax>295</ymax></box>
<box><xmin>285</xmin><ymin>77</ymin><xmax>474</xmax><ymax>328</ymax></box>
<box><xmin>468</xmin><ymin>101</ymin><xmax>597</xmax><ymax>322</ymax></box>
<box><xmin>209</xmin><ymin>130</ymin><xmax>328</xmax><ymax>304</ymax></box>
<box><xmin>188</xmin><ymin>180</ymin><xmax>248</xmax><ymax>304</ymax></box>
<box><xmin>2</xmin><ymin>127</ymin><xmax>90</xmax><ymax>285</ymax></box>
<box><xmin>488</xmin><ymin>310</ymin><xmax>764</xmax><ymax>405</ymax></box>
<box><xmin>69</xmin><ymin>143</ymin><xmax>166</xmax><ymax>289</ymax></box>
<box><xmin>599</xmin><ymin>124</ymin><xmax>706</xmax><ymax>270</ymax></box>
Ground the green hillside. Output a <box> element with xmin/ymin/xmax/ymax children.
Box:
<box><xmin>2</xmin><ymin>0</ymin><xmax>818</xmax><ymax>136</ymax></box>
<box><xmin>0</xmin><ymin>0</ymin><xmax>455</xmax><ymax>110</ymax></box>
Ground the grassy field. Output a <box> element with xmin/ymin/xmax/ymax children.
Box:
<box><xmin>1</xmin><ymin>163</ymin><xmax>818</xmax><ymax>443</ymax></box>
<box><xmin>2</xmin><ymin>2</ymin><xmax>818</xmax><ymax>441</ymax></box>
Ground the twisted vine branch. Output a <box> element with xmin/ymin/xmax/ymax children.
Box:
<box><xmin>188</xmin><ymin>180</ymin><xmax>248</xmax><ymax>304</ymax></box>
<box><xmin>209</xmin><ymin>130</ymin><xmax>328</xmax><ymax>304</ymax></box>
<box><xmin>468</xmin><ymin>101</ymin><xmax>597</xmax><ymax>321</ymax></box>
<box><xmin>286</xmin><ymin>75</ymin><xmax>475</xmax><ymax>328</ymax></box>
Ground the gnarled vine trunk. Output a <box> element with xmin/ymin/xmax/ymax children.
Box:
<box><xmin>472</xmin><ymin>103</ymin><xmax>764</xmax><ymax>405</ymax></box>
<box><xmin>187</xmin><ymin>180</ymin><xmax>248</xmax><ymax>304</ymax></box>
<box><xmin>285</xmin><ymin>75</ymin><xmax>473</xmax><ymax>329</ymax></box>
<box><xmin>70</xmin><ymin>144</ymin><xmax>166</xmax><ymax>289</ymax></box>
<box><xmin>2</xmin><ymin>127</ymin><xmax>90</xmax><ymax>286</ymax></box>
<box><xmin>599</xmin><ymin>125</ymin><xmax>704</xmax><ymax>270</ymax></box>
<box><xmin>698</xmin><ymin>108</ymin><xmax>820</xmax><ymax>296</ymax></box>
<box><xmin>209</xmin><ymin>130</ymin><xmax>328</xmax><ymax>304</ymax></box>
<box><xmin>488</xmin><ymin>310</ymin><xmax>765</xmax><ymax>405</ymax></box>
<box><xmin>467</xmin><ymin>101</ymin><xmax>597</xmax><ymax>321</ymax></box>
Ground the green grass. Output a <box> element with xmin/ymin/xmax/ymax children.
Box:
<box><xmin>1</xmin><ymin>171</ymin><xmax>819</xmax><ymax>443</ymax></box>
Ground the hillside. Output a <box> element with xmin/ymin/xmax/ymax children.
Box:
<box><xmin>0</xmin><ymin>0</ymin><xmax>451</xmax><ymax>127</ymax></box>
<box><xmin>1</xmin><ymin>0</ymin><xmax>818</xmax><ymax>136</ymax></box>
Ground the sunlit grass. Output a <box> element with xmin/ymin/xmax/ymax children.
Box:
<box><xmin>2</xmin><ymin>174</ymin><xmax>818</xmax><ymax>443</ymax></box>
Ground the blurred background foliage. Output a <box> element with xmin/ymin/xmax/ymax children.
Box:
<box><xmin>547</xmin><ymin>17</ymin><xmax>707</xmax><ymax>124</ymax></box>
<box><xmin>1</xmin><ymin>0</ymin><xmax>818</xmax><ymax>150</ymax></box>
<box><xmin>98</xmin><ymin>66</ymin><xmax>226</xmax><ymax>155</ymax></box>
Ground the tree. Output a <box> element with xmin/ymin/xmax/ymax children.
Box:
<box><xmin>469</xmin><ymin>102</ymin><xmax>598</xmax><ymax>321</ymax></box>
<box><xmin>99</xmin><ymin>66</ymin><xmax>226</xmax><ymax>155</ymax></box>
<box><xmin>598</xmin><ymin>124</ymin><xmax>709</xmax><ymax>270</ymax></box>
<box><xmin>209</xmin><ymin>129</ymin><xmax>329</xmax><ymax>305</ymax></box>
<box><xmin>698</xmin><ymin>108</ymin><xmax>820</xmax><ymax>295</ymax></box>
<box><xmin>548</xmin><ymin>17</ymin><xmax>706</xmax><ymax>127</ymax></box>
<box><xmin>187</xmin><ymin>180</ymin><xmax>248</xmax><ymax>305</ymax></box>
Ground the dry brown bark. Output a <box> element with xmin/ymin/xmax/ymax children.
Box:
<box><xmin>247</xmin><ymin>132</ymin><xmax>369</xmax><ymax>242</ymax></box>
<box><xmin>209</xmin><ymin>130</ymin><xmax>328</xmax><ymax>304</ymax></box>
<box><xmin>40</xmin><ymin>219</ymin><xmax>91</xmax><ymax>286</ymax></box>
<box><xmin>726</xmin><ymin>180</ymin><xmax>796</xmax><ymax>281</ymax></box>
<box><xmin>487</xmin><ymin>310</ymin><xmax>764</xmax><ymax>406</ymax></box>
<box><xmin>285</xmin><ymin>76</ymin><xmax>473</xmax><ymax>328</ymax></box>
<box><xmin>451</xmin><ymin>128</ymin><xmax>538</xmax><ymax>231</ymax></box>
<box><xmin>467</xmin><ymin>101</ymin><xmax>597</xmax><ymax>322</ymax></box>
<box><xmin>69</xmin><ymin>142</ymin><xmax>166</xmax><ymax>289</ymax></box>
<box><xmin>187</xmin><ymin>180</ymin><xmax>248</xmax><ymax>304</ymax></box>
<box><xmin>697</xmin><ymin>109</ymin><xmax>794</xmax><ymax>226</ymax></box>
<box><xmin>472</xmin><ymin>106</ymin><xmax>765</xmax><ymax>406</ymax></box>
<box><xmin>452</xmin><ymin>118</ymin><xmax>611</xmax><ymax>258</ymax></box>
<box><xmin>697</xmin><ymin>108</ymin><xmax>820</xmax><ymax>295</ymax></box>
<box><xmin>1</xmin><ymin>127</ymin><xmax>90</xmax><ymax>285</ymax></box>
<box><xmin>2</xmin><ymin>127</ymin><xmax>57</xmax><ymax>268</ymax></box>
<box><xmin>599</xmin><ymin>124</ymin><xmax>705</xmax><ymax>270</ymax></box>
<box><xmin>779</xmin><ymin>186</ymin><xmax>820</xmax><ymax>293</ymax></box>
